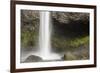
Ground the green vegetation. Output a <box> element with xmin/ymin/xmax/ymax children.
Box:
<box><xmin>69</xmin><ymin>36</ymin><xmax>89</xmax><ymax>48</ymax></box>
<box><xmin>21</xmin><ymin>30</ymin><xmax>38</xmax><ymax>48</ymax></box>
<box><xmin>61</xmin><ymin>36</ymin><xmax>89</xmax><ymax>60</ymax></box>
<box><xmin>52</xmin><ymin>36</ymin><xmax>89</xmax><ymax>52</ymax></box>
<box><xmin>21</xmin><ymin>10</ymin><xmax>39</xmax><ymax>48</ymax></box>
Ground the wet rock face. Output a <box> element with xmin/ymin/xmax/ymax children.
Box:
<box><xmin>21</xmin><ymin>10</ymin><xmax>40</xmax><ymax>31</ymax></box>
<box><xmin>51</xmin><ymin>12</ymin><xmax>89</xmax><ymax>24</ymax></box>
<box><xmin>21</xmin><ymin>11</ymin><xmax>89</xmax><ymax>26</ymax></box>
<box><xmin>51</xmin><ymin>12</ymin><xmax>89</xmax><ymax>36</ymax></box>
<box><xmin>24</xmin><ymin>55</ymin><xmax>43</xmax><ymax>63</ymax></box>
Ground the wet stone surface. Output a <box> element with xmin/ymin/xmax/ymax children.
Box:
<box><xmin>23</xmin><ymin>55</ymin><xmax>43</xmax><ymax>63</ymax></box>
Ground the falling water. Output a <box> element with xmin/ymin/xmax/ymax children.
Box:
<box><xmin>38</xmin><ymin>11</ymin><xmax>61</xmax><ymax>60</ymax></box>
<box><xmin>39</xmin><ymin>11</ymin><xmax>51</xmax><ymax>60</ymax></box>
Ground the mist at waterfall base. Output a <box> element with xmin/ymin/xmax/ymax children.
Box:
<box><xmin>21</xmin><ymin>11</ymin><xmax>62</xmax><ymax>63</ymax></box>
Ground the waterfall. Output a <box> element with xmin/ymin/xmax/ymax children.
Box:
<box><xmin>37</xmin><ymin>11</ymin><xmax>61</xmax><ymax>60</ymax></box>
<box><xmin>39</xmin><ymin>11</ymin><xmax>51</xmax><ymax>60</ymax></box>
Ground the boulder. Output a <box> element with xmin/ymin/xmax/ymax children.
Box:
<box><xmin>24</xmin><ymin>55</ymin><xmax>42</xmax><ymax>63</ymax></box>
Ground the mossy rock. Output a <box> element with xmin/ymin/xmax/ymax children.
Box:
<box><xmin>62</xmin><ymin>52</ymin><xmax>77</xmax><ymax>60</ymax></box>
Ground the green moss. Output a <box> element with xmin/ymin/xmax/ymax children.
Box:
<box><xmin>52</xmin><ymin>36</ymin><xmax>89</xmax><ymax>51</ymax></box>
<box><xmin>63</xmin><ymin>52</ymin><xmax>77</xmax><ymax>60</ymax></box>
<box><xmin>21</xmin><ymin>30</ymin><xmax>38</xmax><ymax>48</ymax></box>
<box><xmin>69</xmin><ymin>36</ymin><xmax>89</xmax><ymax>48</ymax></box>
